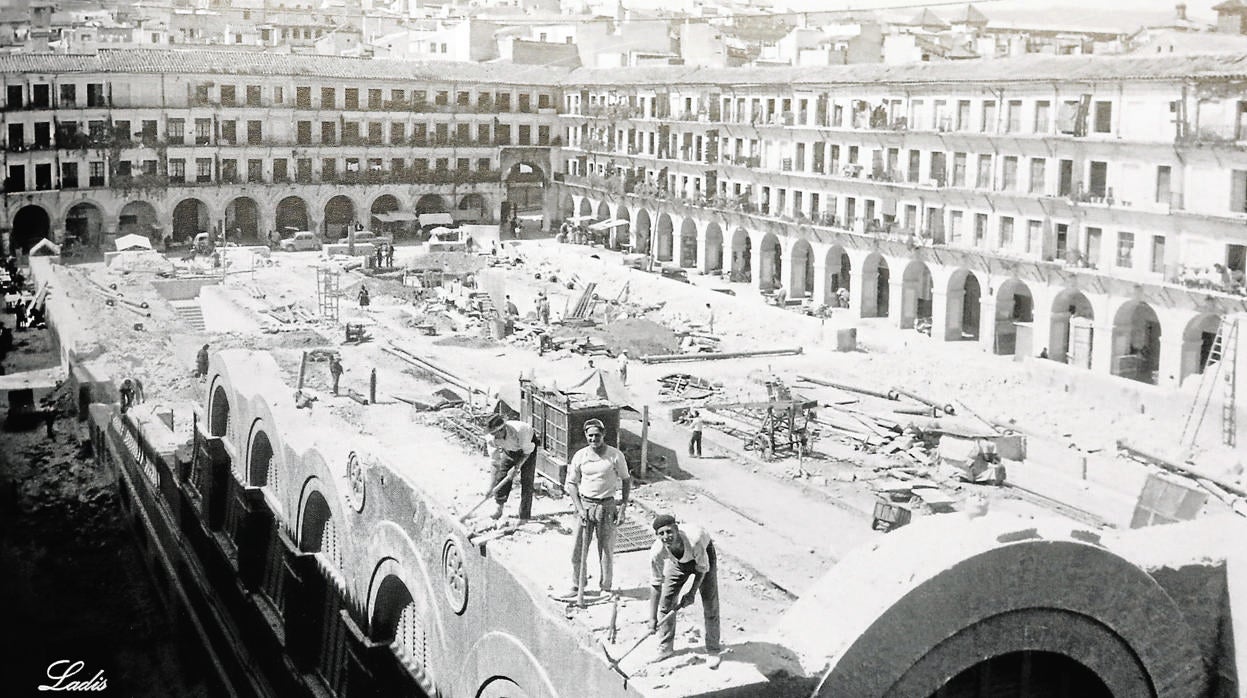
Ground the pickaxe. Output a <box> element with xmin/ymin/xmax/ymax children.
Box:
<box><xmin>601</xmin><ymin>607</ymin><xmax>679</xmax><ymax>684</ymax></box>
<box><xmin>458</xmin><ymin>463</ymin><xmax>519</xmax><ymax>524</ymax></box>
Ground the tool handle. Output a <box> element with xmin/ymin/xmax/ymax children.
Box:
<box><xmin>458</xmin><ymin>463</ymin><xmax>521</xmax><ymax>523</ymax></box>
<box><xmin>614</xmin><ymin>607</ymin><xmax>680</xmax><ymax>663</ymax></box>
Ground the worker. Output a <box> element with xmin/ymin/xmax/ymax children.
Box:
<box><xmin>617</xmin><ymin>350</ymin><xmax>629</xmax><ymax>384</ymax></box>
<box><xmin>196</xmin><ymin>343</ymin><xmax>210</xmax><ymax>378</ymax></box>
<box><xmin>504</xmin><ymin>295</ymin><xmax>520</xmax><ymax>320</ymax></box>
<box><xmin>385</xmin><ymin>243</ymin><xmax>395</xmax><ymax>268</ymax></box>
<box><xmin>773</xmin><ymin>284</ymin><xmax>787</xmax><ymax>307</ymax></box>
<box><xmin>119</xmin><ymin>379</ymin><xmax>136</xmax><ymax>413</ymax></box>
<box><xmin>566</xmin><ymin>418</ymin><xmax>631</xmax><ymax>597</ymax></box>
<box><xmin>536</xmin><ymin>292</ymin><xmax>551</xmax><ymax>325</ymax></box>
<box><xmin>687</xmin><ymin>409</ymin><xmax>704</xmax><ymax>457</ymax></box>
<box><xmin>485</xmin><ymin>414</ymin><xmax>539</xmax><ymax>520</ymax></box>
<box><xmin>329</xmin><ymin>354</ymin><xmax>344</xmax><ymax>396</ymax></box>
<box><xmin>648</xmin><ymin>514</ymin><xmax>720</xmax><ymax>662</ymax></box>
<box><xmin>706</xmin><ymin>303</ymin><xmax>715</xmax><ymax>334</ymax></box>
<box><xmin>358</xmin><ymin>286</ymin><xmax>371</xmax><ymax>308</ymax></box>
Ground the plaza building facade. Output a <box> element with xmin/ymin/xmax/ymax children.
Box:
<box><xmin>554</xmin><ymin>54</ymin><xmax>1247</xmax><ymax>390</ymax></box>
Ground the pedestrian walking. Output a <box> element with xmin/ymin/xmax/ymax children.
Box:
<box><xmin>504</xmin><ymin>295</ymin><xmax>520</xmax><ymax>320</ymax></box>
<box><xmin>706</xmin><ymin>303</ymin><xmax>715</xmax><ymax>334</ymax></box>
<box><xmin>385</xmin><ymin>243</ymin><xmax>395</xmax><ymax>268</ymax></box>
<box><xmin>617</xmin><ymin>350</ymin><xmax>629</xmax><ymax>384</ymax></box>
<box><xmin>536</xmin><ymin>292</ymin><xmax>551</xmax><ymax>325</ymax></box>
<box><xmin>648</xmin><ymin>514</ymin><xmax>720</xmax><ymax>661</ymax></box>
<box><xmin>196</xmin><ymin>343</ymin><xmax>210</xmax><ymax>378</ymax></box>
<box><xmin>119</xmin><ymin>379</ymin><xmax>136</xmax><ymax>413</ymax></box>
<box><xmin>688</xmin><ymin>409</ymin><xmax>704</xmax><ymax>457</ymax></box>
<box><xmin>329</xmin><ymin>354</ymin><xmax>344</xmax><ymax>396</ymax></box>
<box><xmin>485</xmin><ymin>414</ymin><xmax>539</xmax><ymax>520</ymax></box>
<box><xmin>357</xmin><ymin>286</ymin><xmax>371</xmax><ymax>307</ymax></box>
<box><xmin>566</xmin><ymin>419</ymin><xmax>631</xmax><ymax>597</ymax></box>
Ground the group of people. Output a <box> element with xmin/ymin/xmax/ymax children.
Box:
<box><xmin>1178</xmin><ymin>263</ymin><xmax>1247</xmax><ymax>295</ymax></box>
<box><xmin>556</xmin><ymin>219</ymin><xmax>597</xmax><ymax>246</ymax></box>
<box><xmin>483</xmin><ymin>416</ymin><xmax>721</xmax><ymax>662</ymax></box>
<box><xmin>373</xmin><ymin>243</ymin><xmax>397</xmax><ymax>269</ymax></box>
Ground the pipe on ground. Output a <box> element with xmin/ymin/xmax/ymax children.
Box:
<box><xmin>639</xmin><ymin>347</ymin><xmax>803</xmax><ymax>364</ymax></box>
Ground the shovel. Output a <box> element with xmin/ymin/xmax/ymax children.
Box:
<box><xmin>602</xmin><ymin>607</ymin><xmax>679</xmax><ymax>683</ymax></box>
<box><xmin>458</xmin><ymin>463</ymin><xmax>519</xmax><ymax>524</ymax></box>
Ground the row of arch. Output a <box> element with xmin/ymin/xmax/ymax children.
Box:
<box><xmin>566</xmin><ymin>192</ymin><xmax>1225</xmax><ymax>387</ymax></box>
<box><xmin>10</xmin><ymin>191</ymin><xmax>491</xmax><ymax>251</ymax></box>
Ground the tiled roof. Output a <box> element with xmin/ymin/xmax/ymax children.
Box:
<box><xmin>568</xmin><ymin>51</ymin><xmax>1247</xmax><ymax>86</ymax></box>
<box><xmin>0</xmin><ymin>48</ymin><xmax>569</xmax><ymax>84</ymax></box>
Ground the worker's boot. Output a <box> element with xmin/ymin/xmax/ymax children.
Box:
<box><xmin>490</xmin><ymin>502</ymin><xmax>504</xmax><ymax>520</ymax></box>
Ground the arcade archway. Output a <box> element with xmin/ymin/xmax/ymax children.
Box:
<box><xmin>1049</xmin><ymin>289</ymin><xmax>1095</xmax><ymax>367</ymax></box>
<box><xmin>790</xmin><ymin>240</ymin><xmax>813</xmax><ymax>298</ymax></box>
<box><xmin>704</xmin><ymin>222</ymin><xmax>724</xmax><ymax>274</ymax></box>
<box><xmin>118</xmin><ymin>201</ymin><xmax>159</xmax><ymax>245</ymax></box>
<box><xmin>678</xmin><ymin>218</ymin><xmax>698</xmax><ymax>268</ymax></box>
<box><xmin>900</xmin><ymin>260</ymin><xmax>933</xmax><ymax>331</ymax></box>
<box><xmin>324</xmin><ymin>195</ymin><xmax>356</xmax><ymax>241</ymax></box>
<box><xmin>415</xmin><ymin>194</ymin><xmax>447</xmax><ymax>215</ymax></box>
<box><xmin>225</xmin><ymin>196</ymin><xmax>260</xmax><ymax>242</ymax></box>
<box><xmin>1111</xmin><ymin>301</ymin><xmax>1161</xmax><ymax>385</ymax></box>
<box><xmin>730</xmin><ymin>228</ymin><xmax>751</xmax><ymax>283</ymax></box>
<box><xmin>825</xmin><ymin>247</ymin><xmax>851</xmax><ymax>307</ymax></box>
<box><xmin>759</xmin><ymin>232</ymin><xmax>781</xmax><ymax>291</ymax></box>
<box><xmin>275</xmin><ymin>196</ymin><xmax>310</xmax><ymax>235</ymax></box>
<box><xmin>172</xmin><ymin>199</ymin><xmax>209</xmax><ymax>242</ymax></box>
<box><xmin>12</xmin><ymin>205</ymin><xmax>51</xmax><ymax>252</ymax></box>
<box><xmin>655</xmin><ymin>214</ymin><xmax>674</xmax><ymax>262</ymax></box>
<box><xmin>505</xmin><ymin>162</ymin><xmax>545</xmax><ymax>214</ymax></box>
<box><xmin>1181</xmin><ymin>314</ymin><xmax>1222</xmax><ymax>385</ymax></box>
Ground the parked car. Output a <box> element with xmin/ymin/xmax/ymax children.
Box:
<box><xmin>280</xmin><ymin>231</ymin><xmax>321</xmax><ymax>252</ymax></box>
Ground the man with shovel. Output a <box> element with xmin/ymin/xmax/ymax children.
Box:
<box><xmin>485</xmin><ymin>414</ymin><xmax>539</xmax><ymax>520</ymax></box>
<box><xmin>648</xmin><ymin>514</ymin><xmax>720</xmax><ymax>662</ymax></box>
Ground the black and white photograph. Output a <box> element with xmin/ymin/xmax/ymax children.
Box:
<box><xmin>1</xmin><ymin>0</ymin><xmax>1244</xmax><ymax>695</ymax></box>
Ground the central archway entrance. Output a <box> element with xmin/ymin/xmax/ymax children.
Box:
<box><xmin>225</xmin><ymin>196</ymin><xmax>260</xmax><ymax>242</ymax></box>
<box><xmin>172</xmin><ymin>199</ymin><xmax>209</xmax><ymax>243</ymax></box>
<box><xmin>12</xmin><ymin>205</ymin><xmax>51</xmax><ymax>252</ymax></box>
<box><xmin>931</xmin><ymin>650</ymin><xmax>1113</xmax><ymax>698</ymax></box>
<box><xmin>276</xmin><ymin>196</ymin><xmax>310</xmax><ymax>235</ymax></box>
<box><xmin>679</xmin><ymin>218</ymin><xmax>698</xmax><ymax>268</ymax></box>
<box><xmin>118</xmin><ymin>201</ymin><xmax>159</xmax><ymax>246</ymax></box>
<box><xmin>324</xmin><ymin>195</ymin><xmax>355</xmax><ymax>242</ymax></box>
<box><xmin>505</xmin><ymin>162</ymin><xmax>545</xmax><ymax>215</ymax></box>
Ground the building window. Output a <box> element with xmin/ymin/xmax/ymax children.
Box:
<box><xmin>1029</xmin><ymin>158</ymin><xmax>1046</xmax><ymax>194</ymax></box>
<box><xmin>221</xmin><ymin>159</ymin><xmax>237</xmax><ymax>183</ymax></box>
<box><xmin>141</xmin><ymin>160</ymin><xmax>157</xmax><ymax>176</ymax></box>
<box><xmin>368</xmin><ymin>122</ymin><xmax>382</xmax><ymax>145</ymax></box>
<box><xmin>196</xmin><ymin>158</ymin><xmax>212</xmax><ymax>183</ymax></box>
<box><xmin>273</xmin><ymin>86</ymin><xmax>283</xmax><ymax>104</ymax></box>
<box><xmin>169</xmin><ymin>159</ymin><xmax>185</xmax><ymax>183</ymax></box>
<box><xmin>296</xmin><ymin>86</ymin><xmax>311</xmax><ymax>108</ymax></box>
<box><xmin>321</xmin><ymin>87</ymin><xmax>335</xmax><ymax>109</ymax></box>
<box><xmin>1001</xmin><ymin>156</ymin><xmax>1018</xmax><ymax>191</ymax></box>
<box><xmin>1034</xmin><ymin>100</ymin><xmax>1051</xmax><ymax>132</ymax></box>
<box><xmin>1151</xmin><ymin>236</ymin><xmax>1166</xmax><ymax>273</ymax></box>
<box><xmin>980</xmin><ymin>100</ymin><xmax>996</xmax><ymax>132</ymax></box>
<box><xmin>89</xmin><ymin>160</ymin><xmax>105</xmax><ymax>187</ymax></box>
<box><xmin>368</xmin><ymin>89</ymin><xmax>382</xmax><ymax>109</ymax></box>
<box><xmin>321</xmin><ymin>121</ymin><xmax>336</xmax><ymax>145</ymax></box>
<box><xmin>1006</xmin><ymin>100</ymin><xmax>1022</xmax><ymax>133</ymax></box>
<box><xmin>1026</xmin><ymin>219</ymin><xmax>1042</xmax><ymax>254</ymax></box>
<box><xmin>32</xmin><ymin>84</ymin><xmax>49</xmax><ymax>109</ymax></box>
<box><xmin>322</xmin><ymin>159</ymin><xmax>336</xmax><ymax>180</ymax></box>
<box><xmin>1086</xmin><ymin>227</ymin><xmax>1102</xmax><ymax>266</ymax></box>
<box><xmin>247</xmin><ymin>159</ymin><xmax>262</xmax><ymax>183</ymax></box>
<box><xmin>220</xmin><ymin>85</ymin><xmax>236</xmax><ymax>106</ymax></box>
<box><xmin>345</xmin><ymin>88</ymin><xmax>359</xmax><ymax>110</ymax></box>
<box><xmin>246</xmin><ymin>85</ymin><xmax>261</xmax><ymax>106</ymax></box>
<box><xmin>1088</xmin><ymin>161</ymin><xmax>1107</xmax><ymax>198</ymax></box>
<box><xmin>61</xmin><ymin>162</ymin><xmax>78</xmax><ymax>188</ymax></box>
<box><xmin>195</xmin><ymin>118</ymin><xmax>211</xmax><ymax>145</ymax></box>
<box><xmin>952</xmin><ymin>152</ymin><xmax>967</xmax><ymax>187</ymax></box>
<box><xmin>296</xmin><ymin>158</ymin><xmax>311</xmax><ymax>182</ymax></box>
<box><xmin>1156</xmin><ymin>165</ymin><xmax>1172</xmax><ymax>204</ymax></box>
<box><xmin>248</xmin><ymin>120</ymin><xmax>262</xmax><ymax>145</ymax></box>
<box><xmin>999</xmin><ymin>216</ymin><xmax>1014</xmax><ymax>249</ymax></box>
<box><xmin>1093</xmin><ymin>100</ymin><xmax>1112</xmax><ymax>133</ymax></box>
<box><xmin>273</xmin><ymin>158</ymin><xmax>288</xmax><ymax>182</ymax></box>
<box><xmin>948</xmin><ymin>210</ymin><xmax>963</xmax><ymax>243</ymax></box>
<box><xmin>390</xmin><ymin>122</ymin><xmax>405</xmax><ymax>144</ymax></box>
<box><xmin>1232</xmin><ymin>170</ymin><xmax>1247</xmax><ymax>212</ymax></box>
<box><xmin>220</xmin><ymin>120</ymin><xmax>237</xmax><ymax>144</ymax></box>
<box><xmin>60</xmin><ymin>84</ymin><xmax>76</xmax><ymax>107</ymax></box>
<box><xmin>955</xmin><ymin>100</ymin><xmax>970</xmax><ymax>130</ymax></box>
<box><xmin>86</xmin><ymin>83</ymin><xmax>106</xmax><ymax>107</ymax></box>
<box><xmin>973</xmin><ymin>213</ymin><xmax>988</xmax><ymax>246</ymax></box>
<box><xmin>976</xmin><ymin>154</ymin><xmax>992</xmax><ymax>189</ymax></box>
<box><xmin>1116</xmin><ymin>231</ymin><xmax>1134</xmax><ymax>268</ymax></box>
<box><xmin>518</xmin><ymin>125</ymin><xmax>531</xmax><ymax>145</ymax></box>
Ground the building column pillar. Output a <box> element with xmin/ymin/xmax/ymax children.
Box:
<box><xmin>1159</xmin><ymin>338</ymin><xmax>1187</xmax><ymax>390</ymax></box>
<box><xmin>933</xmin><ymin>289</ymin><xmax>965</xmax><ymax>341</ymax></box>
<box><xmin>1091</xmin><ymin>321</ymin><xmax>1116</xmax><ymax>375</ymax></box>
<box><xmin>695</xmin><ymin>228</ymin><xmax>709</xmax><ymax>273</ymax></box>
<box><xmin>854</xmin><ymin>266</ymin><xmax>878</xmax><ymax>318</ymax></box>
<box><xmin>892</xmin><ymin>277</ymin><xmax>915</xmax><ymax>329</ymax></box>
<box><xmin>750</xmin><ymin>237</ymin><xmax>766</xmax><ymax>292</ymax></box>
<box><xmin>978</xmin><ymin>297</ymin><xmax>999</xmax><ymax>353</ymax></box>
<box><xmin>1049</xmin><ymin>311</ymin><xmax>1072</xmax><ymax>363</ymax></box>
<box><xmin>812</xmin><ymin>258</ymin><xmax>828</xmax><ymax>309</ymax></box>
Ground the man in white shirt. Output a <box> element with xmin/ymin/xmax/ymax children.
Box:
<box><xmin>566</xmin><ymin>418</ymin><xmax>631</xmax><ymax>596</ymax></box>
<box><xmin>648</xmin><ymin>514</ymin><xmax>720</xmax><ymax>661</ymax></box>
<box><xmin>617</xmin><ymin>350</ymin><xmax>629</xmax><ymax>384</ymax></box>
<box><xmin>485</xmin><ymin>413</ymin><xmax>539</xmax><ymax>520</ymax></box>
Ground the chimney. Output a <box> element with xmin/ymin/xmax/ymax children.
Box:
<box><xmin>1176</xmin><ymin>3</ymin><xmax>1187</xmax><ymax>21</ymax></box>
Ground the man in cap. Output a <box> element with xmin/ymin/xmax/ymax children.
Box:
<box><xmin>566</xmin><ymin>418</ymin><xmax>630</xmax><ymax>597</ymax></box>
<box><xmin>648</xmin><ymin>513</ymin><xmax>720</xmax><ymax>661</ymax></box>
<box><xmin>485</xmin><ymin>413</ymin><xmax>539</xmax><ymax>520</ymax></box>
<box><xmin>688</xmin><ymin>409</ymin><xmax>705</xmax><ymax>458</ymax></box>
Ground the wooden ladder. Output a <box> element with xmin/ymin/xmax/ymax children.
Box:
<box><xmin>1181</xmin><ymin>318</ymin><xmax>1239</xmax><ymax>449</ymax></box>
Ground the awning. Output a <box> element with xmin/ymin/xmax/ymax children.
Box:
<box><xmin>30</xmin><ymin>238</ymin><xmax>61</xmax><ymax>256</ymax></box>
<box><xmin>0</xmin><ymin>366</ymin><xmax>66</xmax><ymax>391</ymax></box>
<box><xmin>374</xmin><ymin>211</ymin><xmax>418</xmax><ymax>222</ymax></box>
<box><xmin>115</xmin><ymin>233</ymin><xmax>153</xmax><ymax>251</ymax></box>
<box><xmin>419</xmin><ymin>213</ymin><xmax>454</xmax><ymax>226</ymax></box>
<box><xmin>566</xmin><ymin>215</ymin><xmax>593</xmax><ymax>224</ymax></box>
<box><xmin>372</xmin><ymin>212</ymin><xmax>397</xmax><ymax>223</ymax></box>
<box><xmin>589</xmin><ymin>219</ymin><xmax>629</xmax><ymax>231</ymax></box>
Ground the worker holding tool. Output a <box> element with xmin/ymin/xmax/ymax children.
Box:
<box><xmin>566</xmin><ymin>418</ymin><xmax>631</xmax><ymax>597</ymax></box>
<box><xmin>485</xmin><ymin>414</ymin><xmax>539</xmax><ymax>520</ymax></box>
<box><xmin>648</xmin><ymin>514</ymin><xmax>720</xmax><ymax>662</ymax></box>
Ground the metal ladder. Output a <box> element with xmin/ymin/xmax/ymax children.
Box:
<box><xmin>1181</xmin><ymin>318</ymin><xmax>1239</xmax><ymax>449</ymax></box>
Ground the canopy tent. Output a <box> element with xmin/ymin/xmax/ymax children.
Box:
<box><xmin>418</xmin><ymin>213</ymin><xmax>454</xmax><ymax>227</ymax></box>
<box><xmin>565</xmin><ymin>215</ymin><xmax>594</xmax><ymax>224</ymax></box>
<box><xmin>115</xmin><ymin>233</ymin><xmax>154</xmax><ymax>251</ymax></box>
<box><xmin>29</xmin><ymin>238</ymin><xmax>61</xmax><ymax>256</ymax></box>
<box><xmin>374</xmin><ymin>211</ymin><xmax>418</xmax><ymax>223</ymax></box>
<box><xmin>588</xmin><ymin>219</ymin><xmax>629</xmax><ymax>231</ymax></box>
<box><xmin>428</xmin><ymin>226</ymin><xmax>454</xmax><ymax>237</ymax></box>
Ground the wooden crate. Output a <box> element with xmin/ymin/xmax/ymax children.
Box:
<box><xmin>520</xmin><ymin>379</ymin><xmax>621</xmax><ymax>488</ymax></box>
<box><xmin>871</xmin><ymin>499</ymin><xmax>912</xmax><ymax>532</ymax></box>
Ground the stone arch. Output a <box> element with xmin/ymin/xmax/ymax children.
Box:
<box><xmin>703</xmin><ymin>221</ymin><xmax>724</xmax><ymax>274</ymax></box>
<box><xmin>655</xmin><ymin>213</ymin><xmax>674</xmax><ymax>262</ymax></box>
<box><xmin>861</xmin><ymin>253</ymin><xmax>890</xmax><ymax>318</ymax></box>
<box><xmin>558</xmin><ymin>190</ymin><xmax>574</xmax><ymax>219</ymax></box>
<box><xmin>935</xmin><ymin>649</ymin><xmax>1112</xmax><ymax>697</ymax></box>
<box><xmin>898</xmin><ymin>260</ymin><xmax>933</xmax><ymax>331</ymax></box>
<box><xmin>810</xmin><ymin>527</ymin><xmax>1206</xmax><ymax>698</ymax></box>
<box><xmin>275</xmin><ymin>195</ymin><xmax>310</xmax><ymax>234</ymax></box>
<box><xmin>368</xmin><ymin>562</ymin><xmax>438</xmax><ymax>696</ymax></box>
<box><xmin>297</xmin><ymin>484</ymin><xmax>342</xmax><ymax>571</ymax></box>
<box><xmin>459</xmin><ymin>632</ymin><xmax>560</xmax><ymax>698</ymax></box>
<box><xmin>247</xmin><ymin>422</ymin><xmax>275</xmax><ymax>489</ymax></box>
<box><xmin>678</xmin><ymin>217</ymin><xmax>698</xmax><ymax>268</ymax></box>
<box><xmin>225</xmin><ymin>196</ymin><xmax>261</xmax><ymax>242</ymax></box>
<box><xmin>118</xmin><ymin>201</ymin><xmax>159</xmax><ymax>244</ymax></box>
<box><xmin>172</xmin><ymin>198</ymin><xmax>210</xmax><ymax>242</ymax></box>
<box><xmin>730</xmin><ymin>228</ymin><xmax>751</xmax><ymax>283</ymax></box>
<box><xmin>323</xmin><ymin>194</ymin><xmax>356</xmax><ymax>241</ymax></box>
<box><xmin>458</xmin><ymin>193</ymin><xmax>486</xmax><ymax>220</ymax></box>
<box><xmin>209</xmin><ymin>382</ymin><xmax>231</xmax><ymax>438</ymax></box>
<box><xmin>416</xmin><ymin>194</ymin><xmax>448</xmax><ymax>214</ymax></box>
<box><xmin>577</xmin><ymin>197</ymin><xmax>592</xmax><ymax>217</ymax></box>
<box><xmin>1111</xmin><ymin>301</ymin><xmax>1162</xmax><ymax>385</ymax></box>
<box><xmin>1049</xmin><ymin>289</ymin><xmax>1096</xmax><ymax>367</ymax></box>
<box><xmin>789</xmin><ymin>239</ymin><xmax>814</xmax><ymax>297</ymax></box>
<box><xmin>757</xmin><ymin>232</ymin><xmax>782</xmax><ymax>291</ymax></box>
<box><xmin>505</xmin><ymin>162</ymin><xmax>545</xmax><ymax>213</ymax></box>
<box><xmin>633</xmin><ymin>209</ymin><xmax>652</xmax><ymax>254</ymax></box>
<box><xmin>1180</xmin><ymin>313</ymin><xmax>1222</xmax><ymax>384</ymax></box>
<box><xmin>12</xmin><ymin>204</ymin><xmax>52</xmax><ymax>252</ymax></box>
<box><xmin>946</xmin><ymin>269</ymin><xmax>982</xmax><ymax>341</ymax></box>
<box><xmin>990</xmin><ymin>278</ymin><xmax>1035</xmax><ymax>354</ymax></box>
<box><xmin>370</xmin><ymin>193</ymin><xmax>400</xmax><ymax>230</ymax></box>
<box><xmin>825</xmin><ymin>246</ymin><xmax>851</xmax><ymax>307</ymax></box>
<box><xmin>595</xmin><ymin>200</ymin><xmax>610</xmax><ymax>221</ymax></box>
<box><xmin>65</xmin><ymin>201</ymin><xmax>105</xmax><ymax>248</ymax></box>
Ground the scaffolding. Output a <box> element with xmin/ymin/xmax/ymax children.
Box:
<box><xmin>316</xmin><ymin>266</ymin><xmax>341</xmax><ymax>323</ymax></box>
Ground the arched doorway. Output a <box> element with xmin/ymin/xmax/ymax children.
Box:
<box><xmin>825</xmin><ymin>247</ymin><xmax>851</xmax><ymax>307</ymax></box>
<box><xmin>225</xmin><ymin>196</ymin><xmax>260</xmax><ymax>242</ymax></box>
<box><xmin>458</xmin><ymin>193</ymin><xmax>486</xmax><ymax>222</ymax></box>
<box><xmin>1049</xmin><ymin>289</ymin><xmax>1095</xmax><ymax>367</ymax></box>
<box><xmin>65</xmin><ymin>202</ymin><xmax>104</xmax><ymax>249</ymax></box>
<box><xmin>930</xmin><ymin>650</ymin><xmax>1112</xmax><ymax>698</ymax></box>
<box><xmin>118</xmin><ymin>201</ymin><xmax>159</xmax><ymax>245</ymax></box>
<box><xmin>172</xmin><ymin>199</ymin><xmax>209</xmax><ymax>243</ymax></box>
<box><xmin>992</xmin><ymin>278</ymin><xmax>1034</xmax><ymax>355</ymax></box>
<box><xmin>678</xmin><ymin>218</ymin><xmax>698</xmax><ymax>268</ymax></box>
<box><xmin>900</xmin><ymin>260</ymin><xmax>934</xmax><ymax>331</ymax></box>
<box><xmin>371</xmin><ymin>194</ymin><xmax>401</xmax><ymax>233</ymax></box>
<box><xmin>730</xmin><ymin>228</ymin><xmax>751</xmax><ymax>283</ymax></box>
<box><xmin>704</xmin><ymin>222</ymin><xmax>724</xmax><ymax>274</ymax></box>
<box><xmin>324</xmin><ymin>195</ymin><xmax>355</xmax><ymax>242</ymax></box>
<box><xmin>655</xmin><ymin>214</ymin><xmax>674</xmax><ymax>262</ymax></box>
<box><xmin>759</xmin><ymin>232</ymin><xmax>781</xmax><ymax>291</ymax></box>
<box><xmin>275</xmin><ymin>196</ymin><xmax>310</xmax><ymax>235</ymax></box>
<box><xmin>633</xmin><ymin>209</ymin><xmax>652</xmax><ymax>254</ymax></box>
<box><xmin>300</xmin><ymin>489</ymin><xmax>341</xmax><ymax>569</ymax></box>
<box><xmin>577</xmin><ymin>197</ymin><xmax>593</xmax><ymax>218</ymax></box>
<box><xmin>558</xmin><ymin>190</ymin><xmax>574</xmax><ymax>220</ymax></box>
<box><xmin>789</xmin><ymin>240</ymin><xmax>813</xmax><ymax>298</ymax></box>
<box><xmin>1181</xmin><ymin>314</ymin><xmax>1222</xmax><ymax>385</ymax></box>
<box><xmin>371</xmin><ymin>574</ymin><xmax>435</xmax><ymax>695</ymax></box>
<box><xmin>12</xmin><ymin>205</ymin><xmax>51</xmax><ymax>252</ymax></box>
<box><xmin>415</xmin><ymin>194</ymin><xmax>447</xmax><ymax>215</ymax></box>
<box><xmin>505</xmin><ymin>162</ymin><xmax>545</xmax><ymax>214</ymax></box>
<box><xmin>862</xmin><ymin>254</ymin><xmax>890</xmax><ymax>318</ymax></box>
<box><xmin>595</xmin><ymin>200</ymin><xmax>610</xmax><ymax>222</ymax></box>
<box><xmin>946</xmin><ymin>269</ymin><xmax>981</xmax><ymax>341</ymax></box>
<box><xmin>1111</xmin><ymin>301</ymin><xmax>1161</xmax><ymax>384</ymax></box>
<box><xmin>209</xmin><ymin>385</ymin><xmax>230</xmax><ymax>437</ymax></box>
